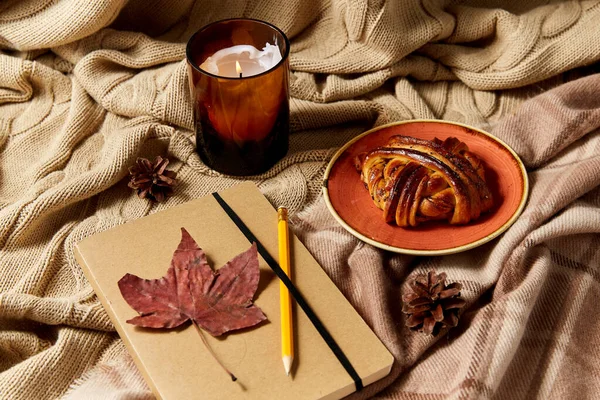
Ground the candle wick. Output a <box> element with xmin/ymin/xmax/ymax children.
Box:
<box><xmin>239</xmin><ymin>72</ymin><xmax>242</xmax><ymax>78</ymax></box>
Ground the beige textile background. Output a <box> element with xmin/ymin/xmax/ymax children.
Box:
<box><xmin>1</xmin><ymin>0</ymin><xmax>600</xmax><ymax>399</ymax></box>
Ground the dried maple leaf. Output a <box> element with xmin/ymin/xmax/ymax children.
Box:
<box><xmin>118</xmin><ymin>228</ymin><xmax>267</xmax><ymax>380</ymax></box>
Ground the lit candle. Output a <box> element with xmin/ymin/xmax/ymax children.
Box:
<box><xmin>186</xmin><ymin>19</ymin><xmax>290</xmax><ymax>176</ymax></box>
<box><xmin>199</xmin><ymin>43</ymin><xmax>282</xmax><ymax>78</ymax></box>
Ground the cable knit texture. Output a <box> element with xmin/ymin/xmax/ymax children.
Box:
<box><xmin>1</xmin><ymin>1</ymin><xmax>600</xmax><ymax>399</ymax></box>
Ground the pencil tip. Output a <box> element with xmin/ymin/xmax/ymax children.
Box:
<box><xmin>283</xmin><ymin>355</ymin><xmax>293</xmax><ymax>377</ymax></box>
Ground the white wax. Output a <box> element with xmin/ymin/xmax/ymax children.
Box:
<box><xmin>199</xmin><ymin>43</ymin><xmax>282</xmax><ymax>78</ymax></box>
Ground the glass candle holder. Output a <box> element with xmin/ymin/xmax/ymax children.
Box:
<box><xmin>186</xmin><ymin>18</ymin><xmax>290</xmax><ymax>176</ymax></box>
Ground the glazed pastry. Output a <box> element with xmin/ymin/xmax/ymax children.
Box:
<box><xmin>354</xmin><ymin>135</ymin><xmax>493</xmax><ymax>227</ymax></box>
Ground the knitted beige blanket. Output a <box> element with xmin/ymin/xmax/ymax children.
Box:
<box><xmin>1</xmin><ymin>1</ymin><xmax>600</xmax><ymax>399</ymax></box>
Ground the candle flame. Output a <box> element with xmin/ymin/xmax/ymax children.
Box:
<box><xmin>235</xmin><ymin>61</ymin><xmax>242</xmax><ymax>76</ymax></box>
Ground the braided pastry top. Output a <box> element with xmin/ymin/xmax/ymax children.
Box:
<box><xmin>354</xmin><ymin>135</ymin><xmax>493</xmax><ymax>227</ymax></box>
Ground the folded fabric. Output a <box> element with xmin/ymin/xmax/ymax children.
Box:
<box><xmin>1</xmin><ymin>1</ymin><xmax>599</xmax><ymax>399</ymax></box>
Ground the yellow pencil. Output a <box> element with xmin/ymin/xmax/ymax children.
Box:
<box><xmin>278</xmin><ymin>206</ymin><xmax>294</xmax><ymax>376</ymax></box>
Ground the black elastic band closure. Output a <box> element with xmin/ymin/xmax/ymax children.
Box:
<box><xmin>212</xmin><ymin>193</ymin><xmax>363</xmax><ymax>391</ymax></box>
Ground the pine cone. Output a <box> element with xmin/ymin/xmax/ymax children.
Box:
<box><xmin>128</xmin><ymin>156</ymin><xmax>177</xmax><ymax>202</ymax></box>
<box><xmin>402</xmin><ymin>271</ymin><xmax>466</xmax><ymax>336</ymax></box>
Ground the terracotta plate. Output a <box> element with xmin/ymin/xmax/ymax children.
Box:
<box><xmin>323</xmin><ymin>120</ymin><xmax>529</xmax><ymax>255</ymax></box>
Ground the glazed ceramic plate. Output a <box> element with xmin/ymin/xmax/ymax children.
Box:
<box><xmin>323</xmin><ymin>120</ymin><xmax>529</xmax><ymax>255</ymax></box>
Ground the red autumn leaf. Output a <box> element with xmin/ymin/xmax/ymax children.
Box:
<box><xmin>118</xmin><ymin>228</ymin><xmax>267</xmax><ymax>337</ymax></box>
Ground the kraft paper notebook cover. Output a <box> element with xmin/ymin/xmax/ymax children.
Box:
<box><xmin>75</xmin><ymin>182</ymin><xmax>393</xmax><ymax>400</ymax></box>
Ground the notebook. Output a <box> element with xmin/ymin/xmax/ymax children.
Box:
<box><xmin>75</xmin><ymin>182</ymin><xmax>393</xmax><ymax>400</ymax></box>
